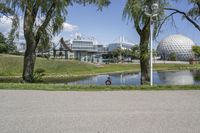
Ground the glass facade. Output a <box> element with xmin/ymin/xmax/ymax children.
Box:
<box><xmin>72</xmin><ymin>40</ymin><xmax>98</xmax><ymax>52</ymax></box>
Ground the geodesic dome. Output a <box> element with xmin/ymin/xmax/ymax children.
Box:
<box><xmin>157</xmin><ymin>34</ymin><xmax>195</xmax><ymax>61</ymax></box>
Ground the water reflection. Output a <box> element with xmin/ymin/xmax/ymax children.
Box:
<box><xmin>68</xmin><ymin>70</ymin><xmax>200</xmax><ymax>85</ymax></box>
<box><xmin>192</xmin><ymin>70</ymin><xmax>200</xmax><ymax>81</ymax></box>
<box><xmin>155</xmin><ymin>71</ymin><xmax>194</xmax><ymax>85</ymax></box>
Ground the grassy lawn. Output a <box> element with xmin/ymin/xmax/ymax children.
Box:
<box><xmin>1</xmin><ymin>54</ymin><xmax>200</xmax><ymax>84</ymax></box>
<box><xmin>0</xmin><ymin>54</ymin><xmax>138</xmax><ymax>76</ymax></box>
<box><xmin>1</xmin><ymin>83</ymin><xmax>200</xmax><ymax>91</ymax></box>
<box><xmin>1</xmin><ymin>54</ymin><xmax>200</xmax><ymax>90</ymax></box>
<box><xmin>1</xmin><ymin>54</ymin><xmax>200</xmax><ymax>77</ymax></box>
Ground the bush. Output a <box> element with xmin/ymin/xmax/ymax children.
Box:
<box><xmin>0</xmin><ymin>43</ymin><xmax>8</xmax><ymax>53</ymax></box>
<box><xmin>33</xmin><ymin>68</ymin><xmax>45</xmax><ymax>82</ymax></box>
<box><xmin>169</xmin><ymin>52</ymin><xmax>176</xmax><ymax>61</ymax></box>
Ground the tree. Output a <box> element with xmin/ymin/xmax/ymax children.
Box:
<box><xmin>0</xmin><ymin>3</ymin><xmax>19</xmax><ymax>48</ymax></box>
<box><xmin>123</xmin><ymin>0</ymin><xmax>167</xmax><ymax>84</ymax></box>
<box><xmin>153</xmin><ymin>49</ymin><xmax>157</xmax><ymax>62</ymax></box>
<box><xmin>123</xmin><ymin>49</ymin><xmax>132</xmax><ymax>58</ymax></box>
<box><xmin>162</xmin><ymin>0</ymin><xmax>200</xmax><ymax>32</ymax></box>
<box><xmin>0</xmin><ymin>32</ymin><xmax>6</xmax><ymax>44</ymax></box>
<box><xmin>131</xmin><ymin>45</ymin><xmax>140</xmax><ymax>59</ymax></box>
<box><xmin>37</xmin><ymin>41</ymin><xmax>52</xmax><ymax>56</ymax></box>
<box><xmin>4</xmin><ymin>0</ymin><xmax>110</xmax><ymax>82</ymax></box>
<box><xmin>0</xmin><ymin>32</ymin><xmax>8</xmax><ymax>53</ymax></box>
<box><xmin>168</xmin><ymin>52</ymin><xmax>176</xmax><ymax>61</ymax></box>
<box><xmin>111</xmin><ymin>48</ymin><xmax>121</xmax><ymax>62</ymax></box>
<box><xmin>186</xmin><ymin>0</ymin><xmax>200</xmax><ymax>20</ymax></box>
<box><xmin>192</xmin><ymin>45</ymin><xmax>200</xmax><ymax>58</ymax></box>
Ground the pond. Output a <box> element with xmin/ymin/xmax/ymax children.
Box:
<box><xmin>67</xmin><ymin>70</ymin><xmax>200</xmax><ymax>85</ymax></box>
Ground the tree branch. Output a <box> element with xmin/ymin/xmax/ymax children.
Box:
<box><xmin>156</xmin><ymin>11</ymin><xmax>178</xmax><ymax>37</ymax></box>
<box><xmin>142</xmin><ymin>18</ymin><xmax>150</xmax><ymax>33</ymax></box>
<box><xmin>134</xmin><ymin>13</ymin><xmax>143</xmax><ymax>35</ymax></box>
<box><xmin>0</xmin><ymin>3</ymin><xmax>14</xmax><ymax>16</ymax></box>
<box><xmin>134</xmin><ymin>20</ymin><xmax>142</xmax><ymax>35</ymax></box>
<box><xmin>197</xmin><ymin>2</ymin><xmax>200</xmax><ymax>14</ymax></box>
<box><xmin>35</xmin><ymin>2</ymin><xmax>56</xmax><ymax>45</ymax></box>
<box><xmin>31</xmin><ymin>0</ymin><xmax>40</xmax><ymax>25</ymax></box>
<box><xmin>164</xmin><ymin>7</ymin><xmax>200</xmax><ymax>31</ymax></box>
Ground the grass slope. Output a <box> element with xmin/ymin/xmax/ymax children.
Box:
<box><xmin>1</xmin><ymin>54</ymin><xmax>200</xmax><ymax>78</ymax></box>
<box><xmin>0</xmin><ymin>54</ymin><xmax>138</xmax><ymax>76</ymax></box>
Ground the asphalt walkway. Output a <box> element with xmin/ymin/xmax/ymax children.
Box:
<box><xmin>0</xmin><ymin>90</ymin><xmax>200</xmax><ymax>133</ymax></box>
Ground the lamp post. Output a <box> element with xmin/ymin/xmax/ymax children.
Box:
<box><xmin>143</xmin><ymin>3</ymin><xmax>159</xmax><ymax>86</ymax></box>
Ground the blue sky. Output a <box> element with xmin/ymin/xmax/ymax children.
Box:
<box><xmin>0</xmin><ymin>0</ymin><xmax>199</xmax><ymax>46</ymax></box>
<box><xmin>60</xmin><ymin>0</ymin><xmax>200</xmax><ymax>46</ymax></box>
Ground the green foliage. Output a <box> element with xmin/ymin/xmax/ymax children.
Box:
<box><xmin>187</xmin><ymin>0</ymin><xmax>200</xmax><ymax>20</ymax></box>
<box><xmin>153</xmin><ymin>49</ymin><xmax>157</xmax><ymax>57</ymax></box>
<box><xmin>123</xmin><ymin>0</ymin><xmax>168</xmax><ymax>84</ymax></box>
<box><xmin>165</xmin><ymin>0</ymin><xmax>199</xmax><ymax>31</ymax></box>
<box><xmin>131</xmin><ymin>45</ymin><xmax>140</xmax><ymax>59</ymax></box>
<box><xmin>123</xmin><ymin>0</ymin><xmax>167</xmax><ymax>38</ymax></box>
<box><xmin>2</xmin><ymin>0</ymin><xmax>110</xmax><ymax>82</ymax></box>
<box><xmin>37</xmin><ymin>41</ymin><xmax>52</xmax><ymax>53</ymax></box>
<box><xmin>0</xmin><ymin>54</ymin><xmax>138</xmax><ymax>76</ymax></box>
<box><xmin>0</xmin><ymin>33</ymin><xmax>8</xmax><ymax>53</ymax></box>
<box><xmin>3</xmin><ymin>0</ymin><xmax>110</xmax><ymax>46</ymax></box>
<box><xmin>75</xmin><ymin>0</ymin><xmax>110</xmax><ymax>10</ymax></box>
<box><xmin>33</xmin><ymin>68</ymin><xmax>45</xmax><ymax>82</ymax></box>
<box><xmin>0</xmin><ymin>43</ymin><xmax>8</xmax><ymax>53</ymax></box>
<box><xmin>2</xmin><ymin>54</ymin><xmax>200</xmax><ymax>84</ymax></box>
<box><xmin>0</xmin><ymin>32</ymin><xmax>6</xmax><ymax>43</ymax></box>
<box><xmin>169</xmin><ymin>52</ymin><xmax>176</xmax><ymax>61</ymax></box>
<box><xmin>0</xmin><ymin>32</ymin><xmax>17</xmax><ymax>53</ymax></box>
<box><xmin>111</xmin><ymin>48</ymin><xmax>121</xmax><ymax>58</ymax></box>
<box><xmin>122</xmin><ymin>49</ymin><xmax>132</xmax><ymax>58</ymax></box>
<box><xmin>0</xmin><ymin>3</ymin><xmax>19</xmax><ymax>45</ymax></box>
<box><xmin>192</xmin><ymin>45</ymin><xmax>200</xmax><ymax>58</ymax></box>
<box><xmin>111</xmin><ymin>48</ymin><xmax>120</xmax><ymax>62</ymax></box>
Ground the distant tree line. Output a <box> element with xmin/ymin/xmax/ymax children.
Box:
<box><xmin>192</xmin><ymin>46</ymin><xmax>200</xmax><ymax>59</ymax></box>
<box><xmin>0</xmin><ymin>32</ymin><xmax>16</xmax><ymax>53</ymax></box>
<box><xmin>111</xmin><ymin>45</ymin><xmax>140</xmax><ymax>62</ymax></box>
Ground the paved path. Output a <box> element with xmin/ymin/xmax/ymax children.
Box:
<box><xmin>0</xmin><ymin>90</ymin><xmax>200</xmax><ymax>133</ymax></box>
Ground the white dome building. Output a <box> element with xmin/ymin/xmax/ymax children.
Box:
<box><xmin>157</xmin><ymin>34</ymin><xmax>195</xmax><ymax>61</ymax></box>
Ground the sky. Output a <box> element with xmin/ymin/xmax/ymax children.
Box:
<box><xmin>0</xmin><ymin>0</ymin><xmax>199</xmax><ymax>47</ymax></box>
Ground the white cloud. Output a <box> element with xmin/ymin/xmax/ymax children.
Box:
<box><xmin>0</xmin><ymin>16</ymin><xmax>24</xmax><ymax>40</ymax></box>
<box><xmin>52</xmin><ymin>22</ymin><xmax>78</xmax><ymax>43</ymax></box>
<box><xmin>0</xmin><ymin>16</ymin><xmax>13</xmax><ymax>35</ymax></box>
<box><xmin>0</xmin><ymin>16</ymin><xmax>78</xmax><ymax>34</ymax></box>
<box><xmin>0</xmin><ymin>16</ymin><xmax>78</xmax><ymax>44</ymax></box>
<box><xmin>63</xmin><ymin>22</ymin><xmax>78</xmax><ymax>32</ymax></box>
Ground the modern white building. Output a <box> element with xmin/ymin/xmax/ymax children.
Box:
<box><xmin>50</xmin><ymin>34</ymin><xmax>136</xmax><ymax>63</ymax></box>
<box><xmin>57</xmin><ymin>34</ymin><xmax>107</xmax><ymax>63</ymax></box>
<box><xmin>107</xmin><ymin>36</ymin><xmax>135</xmax><ymax>52</ymax></box>
<box><xmin>157</xmin><ymin>34</ymin><xmax>195</xmax><ymax>61</ymax></box>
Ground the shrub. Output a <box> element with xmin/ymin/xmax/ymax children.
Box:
<box><xmin>33</xmin><ymin>68</ymin><xmax>45</xmax><ymax>82</ymax></box>
<box><xmin>169</xmin><ymin>52</ymin><xmax>176</xmax><ymax>61</ymax></box>
<box><xmin>0</xmin><ymin>43</ymin><xmax>8</xmax><ymax>53</ymax></box>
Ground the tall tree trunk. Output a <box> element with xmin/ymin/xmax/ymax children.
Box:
<box><xmin>23</xmin><ymin>13</ymin><xmax>37</xmax><ymax>82</ymax></box>
<box><xmin>22</xmin><ymin>41</ymin><xmax>36</xmax><ymax>82</ymax></box>
<box><xmin>22</xmin><ymin>1</ymin><xmax>56</xmax><ymax>82</ymax></box>
<box><xmin>22</xmin><ymin>28</ymin><xmax>37</xmax><ymax>83</ymax></box>
<box><xmin>140</xmin><ymin>27</ymin><xmax>150</xmax><ymax>85</ymax></box>
<box><xmin>22</xmin><ymin>5</ymin><xmax>38</xmax><ymax>83</ymax></box>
